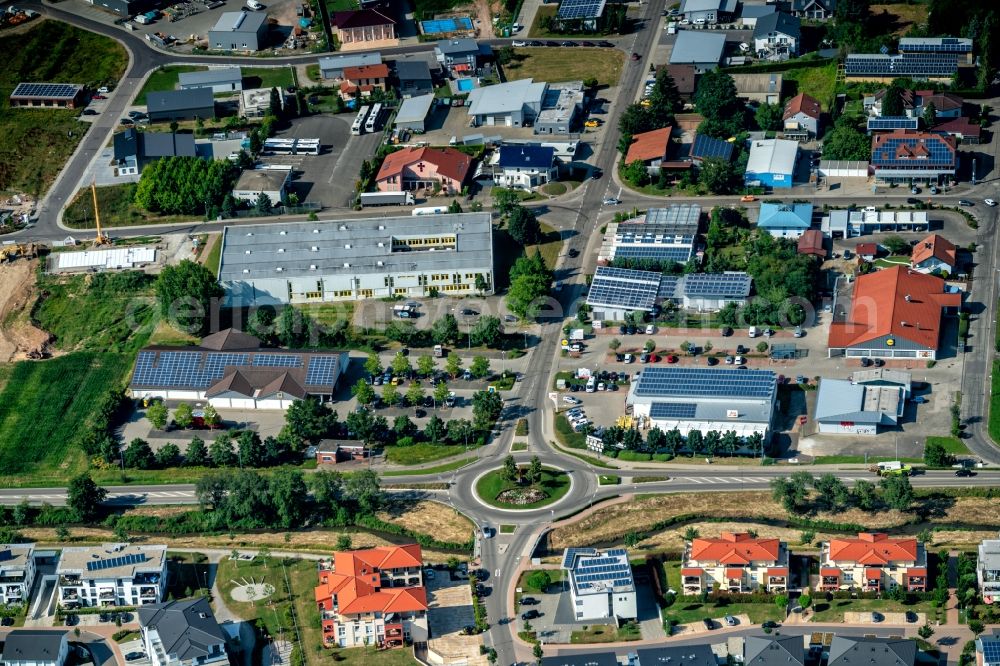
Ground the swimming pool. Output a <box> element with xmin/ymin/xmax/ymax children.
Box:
<box><xmin>456</xmin><ymin>78</ymin><xmax>475</xmax><ymax>92</ymax></box>
<box><xmin>421</xmin><ymin>16</ymin><xmax>474</xmax><ymax>34</ymax></box>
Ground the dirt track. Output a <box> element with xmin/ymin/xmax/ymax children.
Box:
<box><xmin>0</xmin><ymin>260</ymin><xmax>50</xmax><ymax>362</ymax></box>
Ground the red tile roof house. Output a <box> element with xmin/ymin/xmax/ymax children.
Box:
<box><xmin>682</xmin><ymin>532</ymin><xmax>790</xmax><ymax>595</ymax></box>
<box><xmin>625</xmin><ymin>127</ymin><xmax>673</xmax><ymax>173</ymax></box>
<box><xmin>331</xmin><ymin>9</ymin><xmax>396</xmax><ymax>48</ymax></box>
<box><xmin>932</xmin><ymin>116</ymin><xmax>982</xmax><ymax>144</ymax></box>
<box><xmin>855</xmin><ymin>242</ymin><xmax>879</xmax><ymax>261</ymax></box>
<box><xmin>338</xmin><ymin>63</ymin><xmax>390</xmax><ymax>99</ymax></box>
<box><xmin>315</xmin><ymin>545</ymin><xmax>427</xmax><ymax>648</ymax></box>
<box><xmin>376</xmin><ymin>146</ymin><xmax>472</xmax><ymax>195</ymax></box>
<box><xmin>797</xmin><ymin>229</ymin><xmax>826</xmax><ymax>258</ymax></box>
<box><xmin>910</xmin><ymin>233</ymin><xmax>957</xmax><ymax>276</ymax></box>
<box><xmin>818</xmin><ymin>533</ymin><xmax>927</xmax><ymax>593</ymax></box>
<box><xmin>827</xmin><ymin>265</ymin><xmax>962</xmax><ymax>361</ymax></box>
<box><xmin>782</xmin><ymin>92</ymin><xmax>822</xmax><ymax>138</ymax></box>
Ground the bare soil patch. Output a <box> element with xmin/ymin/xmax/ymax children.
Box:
<box><xmin>376</xmin><ymin>499</ymin><xmax>474</xmax><ymax>544</ymax></box>
<box><xmin>0</xmin><ymin>259</ymin><xmax>51</xmax><ymax>361</ymax></box>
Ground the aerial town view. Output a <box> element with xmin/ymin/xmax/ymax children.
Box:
<box><xmin>1</xmin><ymin>0</ymin><xmax>1000</xmax><ymax>664</ymax></box>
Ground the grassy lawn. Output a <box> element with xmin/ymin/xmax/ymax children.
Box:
<box><xmin>242</xmin><ymin>67</ymin><xmax>295</xmax><ymax>91</ymax></box>
<box><xmin>506</xmin><ymin>46</ymin><xmax>624</xmax><ymax>87</ymax></box>
<box><xmin>782</xmin><ymin>60</ymin><xmax>838</xmax><ymax>112</ymax></box>
<box><xmin>926</xmin><ymin>436</ymin><xmax>970</xmax><ymax>456</ymax></box>
<box><xmin>542</xmin><ymin>182</ymin><xmax>567</xmax><ymax>195</ymax></box>
<box><xmin>305</xmin><ymin>64</ymin><xmax>322</xmax><ymax>83</ymax></box>
<box><xmin>0</xmin><ymin>353</ymin><xmax>131</xmax><ymax>485</ymax></box>
<box><xmin>511</xmin><ymin>442</ymin><xmax>528</xmax><ymax>451</ymax></box>
<box><xmin>517</xmin><ymin>569</ymin><xmax>564</xmax><ymax>593</ymax></box>
<box><xmin>874</xmin><ymin>255</ymin><xmax>910</xmax><ymax>269</ymax></box>
<box><xmin>202</xmin><ymin>235</ymin><xmax>223</xmax><ymax>276</ymax></box>
<box><xmin>475</xmin><ymin>467</ymin><xmax>571</xmax><ymax>509</ymax></box>
<box><xmin>136</xmin><ymin>66</ymin><xmax>206</xmax><ymax>106</ymax></box>
<box><xmin>384</xmin><ymin>443</ymin><xmax>466</xmax><ymax>465</ymax></box>
<box><xmin>382</xmin><ymin>457</ymin><xmax>475</xmax><ymax>475</ymax></box>
<box><xmin>165</xmin><ymin>552</ymin><xmax>211</xmax><ymax>599</ymax></box>
<box><xmin>663</xmin><ymin>599</ymin><xmax>784</xmax><ymax>625</ymax></box>
<box><xmin>571</xmin><ymin>623</ymin><xmax>641</xmax><ymax>643</ymax></box>
<box><xmin>326</xmin><ymin>0</ymin><xmax>360</xmax><ymax>12</ymax></box>
<box><xmin>554</xmin><ymin>414</ymin><xmax>587</xmax><ymax>449</ymax></box>
<box><xmin>809</xmin><ymin>596</ymin><xmax>933</xmax><ymax>623</ymax></box>
<box><xmin>991</xmin><ymin>360</ymin><xmax>1000</xmax><ymax>444</ymax></box>
<box><xmin>0</xmin><ymin>21</ymin><xmax>127</xmax><ymax>196</ymax></box>
<box><xmin>329</xmin><ymin>647</ymin><xmax>421</xmax><ymax>666</ymax></box>
<box><xmin>599</xmin><ymin>474</ymin><xmax>620</xmax><ymax>485</ymax></box>
<box><xmin>500</xmin><ymin>524</ymin><xmax>517</xmax><ymax>533</ymax></box>
<box><xmin>528</xmin><ymin>222</ymin><xmax>563</xmax><ymax>272</ymax></box>
<box><xmin>62</xmin><ymin>183</ymin><xmax>196</xmax><ymax>229</ymax></box>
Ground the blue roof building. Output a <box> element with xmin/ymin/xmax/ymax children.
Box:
<box><xmin>496</xmin><ymin>145</ymin><xmax>556</xmax><ymax>190</ymax></box>
<box><xmin>757</xmin><ymin>202</ymin><xmax>813</xmax><ymax>238</ymax></box>
<box><xmin>745</xmin><ymin>138</ymin><xmax>798</xmax><ymax>189</ymax></box>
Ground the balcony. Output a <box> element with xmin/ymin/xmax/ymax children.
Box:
<box><xmin>820</xmin><ymin>576</ymin><xmax>840</xmax><ymax>589</ymax></box>
<box><xmin>767</xmin><ymin>577</ymin><xmax>787</xmax><ymax>592</ymax></box>
<box><xmin>864</xmin><ymin>579</ymin><xmax>881</xmax><ymax>591</ymax></box>
<box><xmin>140</xmin><ymin>588</ymin><xmax>158</xmax><ymax>599</ymax></box>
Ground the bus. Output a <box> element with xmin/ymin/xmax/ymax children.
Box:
<box><xmin>365</xmin><ymin>103</ymin><xmax>382</xmax><ymax>134</ymax></box>
<box><xmin>295</xmin><ymin>138</ymin><xmax>321</xmax><ymax>155</ymax></box>
<box><xmin>351</xmin><ymin>105</ymin><xmax>370</xmax><ymax>135</ymax></box>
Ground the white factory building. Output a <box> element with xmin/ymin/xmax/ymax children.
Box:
<box><xmin>626</xmin><ymin>367</ymin><xmax>778</xmax><ymax>439</ymax></box>
<box><xmin>219</xmin><ymin>213</ymin><xmax>495</xmax><ymax>306</ymax></box>
<box><xmin>562</xmin><ymin>548</ymin><xmax>637</xmax><ymax>622</ymax></box>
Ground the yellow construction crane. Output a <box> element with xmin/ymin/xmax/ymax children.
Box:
<box><xmin>91</xmin><ymin>179</ymin><xmax>111</xmax><ymax>246</ymax></box>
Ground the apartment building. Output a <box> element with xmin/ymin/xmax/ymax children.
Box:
<box><xmin>57</xmin><ymin>544</ymin><xmax>167</xmax><ymax>608</ymax></box>
<box><xmin>978</xmin><ymin>534</ymin><xmax>1000</xmax><ymax>604</ymax></box>
<box><xmin>818</xmin><ymin>533</ymin><xmax>926</xmax><ymax>592</ymax></box>
<box><xmin>682</xmin><ymin>532</ymin><xmax>790</xmax><ymax>594</ymax></box>
<box><xmin>138</xmin><ymin>597</ymin><xmax>228</xmax><ymax>666</ymax></box>
<box><xmin>0</xmin><ymin>544</ymin><xmax>36</xmax><ymax>606</ymax></box>
<box><xmin>314</xmin><ymin>545</ymin><xmax>428</xmax><ymax>649</ymax></box>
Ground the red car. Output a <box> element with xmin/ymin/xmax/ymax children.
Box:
<box><xmin>665</xmin><ymin>355</ymin><xmax>678</xmax><ymax>363</ymax></box>
<box><xmin>631</xmin><ymin>52</ymin><xmax>641</xmax><ymax>61</ymax></box>
<box><xmin>92</xmin><ymin>94</ymin><xmax>106</xmax><ymax>100</ymax></box>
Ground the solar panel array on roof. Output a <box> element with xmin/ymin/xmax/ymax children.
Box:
<box><xmin>898</xmin><ymin>37</ymin><xmax>972</xmax><ymax>53</ymax></box>
<box><xmin>562</xmin><ymin>547</ymin><xmax>596</xmax><ymax>568</ymax></box>
<box><xmin>11</xmin><ymin>83</ymin><xmax>81</xmax><ymax>99</ymax></box>
<box><xmin>86</xmin><ymin>553</ymin><xmax>147</xmax><ymax>572</ymax></box>
<box><xmin>644</xmin><ymin>205</ymin><xmax>701</xmax><ymax>232</ymax></box>
<box><xmin>867</xmin><ymin>116</ymin><xmax>919</xmax><ymax>131</ymax></box>
<box><xmin>649</xmin><ymin>402</ymin><xmax>698</xmax><ymax>419</ymax></box>
<box><xmin>252</xmin><ymin>354</ymin><xmax>303</xmax><ymax>368</ymax></box>
<box><xmin>132</xmin><ymin>350</ymin><xmax>339</xmax><ymax>389</ymax></box>
<box><xmin>586</xmin><ymin>266</ymin><xmax>663</xmax><ymax>310</ymax></box>
<box><xmin>557</xmin><ymin>0</ymin><xmax>606</xmax><ymax>19</ymax></box>
<box><xmin>306</xmin><ymin>356</ymin><xmax>341</xmax><ymax>385</ymax></box>
<box><xmin>981</xmin><ymin>638</ymin><xmax>1000</xmax><ymax>663</ymax></box>
<box><xmin>616</xmin><ymin>225</ymin><xmax>695</xmax><ymax>243</ymax></box>
<box><xmin>614</xmin><ymin>246</ymin><xmax>693</xmax><ymax>263</ymax></box>
<box><xmin>845</xmin><ymin>53</ymin><xmax>959</xmax><ymax>77</ymax></box>
<box><xmin>682</xmin><ymin>273</ymin><xmax>752</xmax><ymax>298</ymax></box>
<box><xmin>871</xmin><ymin>135</ymin><xmax>955</xmax><ymax>168</ymax></box>
<box><xmin>569</xmin><ymin>548</ymin><xmax>633</xmax><ymax>591</ymax></box>
<box><xmin>633</xmin><ymin>367</ymin><xmax>776</xmax><ymax>399</ymax></box>
<box><xmin>690</xmin><ymin>133</ymin><xmax>735</xmax><ymax>161</ymax></box>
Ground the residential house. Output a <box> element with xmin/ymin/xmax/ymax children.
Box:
<box><xmin>207</xmin><ymin>11</ymin><xmax>269</xmax><ymax>52</ymax></box>
<box><xmin>396</xmin><ymin>59</ymin><xmax>435</xmax><ymax>97</ymax></box>
<box><xmin>827</xmin><ymin>266</ymin><xmax>961</xmax><ymax>360</ymax></box>
<box><xmin>977</xmin><ymin>534</ymin><xmax>1000</xmax><ymax>604</ymax></box>
<box><xmin>314</xmin><ymin>545</ymin><xmax>428</xmax><ymax>648</ymax></box>
<box><xmin>910</xmin><ymin>233</ymin><xmax>956</xmax><ymax>275</ymax></box>
<box><xmin>869</xmin><ymin>130</ymin><xmax>957</xmax><ymax>184</ymax></box>
<box><xmin>659</xmin><ymin>64</ymin><xmax>697</xmax><ymax>98</ymax></box>
<box><xmin>730</xmin><ymin>72</ymin><xmax>783</xmax><ymax>104</ymax></box>
<box><xmin>496</xmin><ymin>145</ymin><xmax>557</xmax><ymax>189</ymax></box>
<box><xmin>562</xmin><ymin>548</ymin><xmax>636</xmax><ymax>622</ymax></box>
<box><xmin>756</xmin><ymin>202</ymin><xmax>812</xmax><ymax>238</ymax></box>
<box><xmin>178</xmin><ymin>68</ymin><xmax>242</xmax><ymax>93</ymax></box>
<box><xmin>753</xmin><ymin>12</ymin><xmax>800</xmax><ymax>60</ymax></box>
<box><xmin>57</xmin><ymin>544</ymin><xmax>167</xmax><ymax>607</ymax></box>
<box><xmin>232</xmin><ymin>168</ymin><xmax>291</xmax><ymax>205</ymax></box>
<box><xmin>0</xmin><ymin>544</ymin><xmax>36</xmax><ymax>606</ymax></box>
<box><xmin>669</xmin><ymin>31</ymin><xmax>726</xmax><ymax>73</ymax></box>
<box><xmin>466</xmin><ymin>78</ymin><xmax>546</xmax><ymax>128</ymax></box>
<box><xmin>113</xmin><ymin>129</ymin><xmax>197</xmax><ymax>176</ymax></box>
<box><xmin>814</xmin><ymin>378</ymin><xmax>904</xmax><ymax>435</ymax></box>
<box><xmin>818</xmin><ymin>533</ymin><xmax>927</xmax><ymax>592</ymax></box>
<box><xmin>635</xmin><ymin>646</ymin><xmax>717</xmax><ymax>666</ymax></box>
<box><xmin>331</xmin><ymin>10</ymin><xmax>396</xmax><ymax>48</ymax></box>
<box><xmin>739</xmin><ymin>4</ymin><xmax>776</xmax><ymax>28</ymax></box>
<box><xmin>682</xmin><ymin>532</ymin><xmax>790</xmax><ymax>595</ymax></box>
<box><xmin>933</xmin><ymin>117</ymin><xmax>981</xmax><ymax>144</ymax></box>
<box><xmin>375</xmin><ymin>146</ymin><xmax>472</xmax><ymax>194</ymax></box>
<box><xmin>977</xmin><ymin>630</ymin><xmax>1000</xmax><ymax>666</ymax></box>
<box><xmin>1</xmin><ymin>631</ymin><xmax>69</xmax><ymax>666</ymax></box>
<box><xmin>625</xmin><ymin>127</ymin><xmax>672</xmax><ymax>172</ymax></box>
<box><xmin>790</xmin><ymin>0</ymin><xmax>834</xmax><ymax>19</ymax></box>
<box><xmin>870</xmin><ymin>88</ymin><xmax>963</xmax><ymax>119</ymax></box>
<box><xmin>339</xmin><ymin>63</ymin><xmax>390</xmax><ymax>99</ymax></box>
<box><xmin>827</xmin><ymin>637</ymin><xmax>915</xmax><ymax>666</ymax></box>
<box><xmin>783</xmin><ymin>92</ymin><xmax>821</xmax><ymax>139</ymax></box>
<box><xmin>744</xmin><ymin>635</ymin><xmax>805</xmax><ymax>666</ymax></box>
<box><xmin>745</xmin><ymin>139</ymin><xmax>798</xmax><ymax>189</ymax></box>
<box><xmin>679</xmin><ymin>0</ymin><xmax>738</xmax><ymax>24</ymax></box>
<box><xmin>318</xmin><ymin>53</ymin><xmax>383</xmax><ymax>80</ymax></box>
<box><xmin>797</xmin><ymin>229</ymin><xmax>826</xmax><ymax>259</ymax></box>
<box><xmin>434</xmin><ymin>39</ymin><xmax>482</xmax><ymax>77</ymax></box>
<box><xmin>138</xmin><ymin>597</ymin><xmax>228</xmax><ymax>666</ymax></box>
<box><xmin>855</xmin><ymin>242</ymin><xmax>878</xmax><ymax>261</ymax></box>
<box><xmin>145</xmin><ymin>89</ymin><xmax>215</xmax><ymax>122</ymax></box>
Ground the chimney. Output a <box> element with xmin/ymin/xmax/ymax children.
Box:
<box><xmin>904</xmin><ymin>294</ymin><xmax>911</xmax><ymax>302</ymax></box>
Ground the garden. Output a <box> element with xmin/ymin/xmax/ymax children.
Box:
<box><xmin>475</xmin><ymin>456</ymin><xmax>571</xmax><ymax>509</ymax></box>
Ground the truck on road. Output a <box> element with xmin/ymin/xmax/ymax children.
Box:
<box><xmin>359</xmin><ymin>191</ymin><xmax>415</xmax><ymax>207</ymax></box>
<box><xmin>871</xmin><ymin>461</ymin><xmax>912</xmax><ymax>477</ymax></box>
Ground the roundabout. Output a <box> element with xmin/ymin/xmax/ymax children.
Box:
<box><xmin>473</xmin><ymin>464</ymin><xmax>573</xmax><ymax>511</ymax></box>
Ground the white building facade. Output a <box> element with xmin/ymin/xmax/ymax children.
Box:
<box><xmin>0</xmin><ymin>544</ymin><xmax>36</xmax><ymax>606</ymax></box>
<box><xmin>562</xmin><ymin>548</ymin><xmax>637</xmax><ymax>622</ymax></box>
<box><xmin>57</xmin><ymin>544</ymin><xmax>167</xmax><ymax>608</ymax></box>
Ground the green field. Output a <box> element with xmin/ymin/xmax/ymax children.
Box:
<box><xmin>926</xmin><ymin>436</ymin><xmax>970</xmax><ymax>456</ymax></box>
<box><xmin>506</xmin><ymin>46</ymin><xmax>624</xmax><ymax>86</ymax></box>
<box><xmin>0</xmin><ymin>21</ymin><xmax>127</xmax><ymax>196</ymax></box>
<box><xmin>135</xmin><ymin>66</ymin><xmax>206</xmax><ymax>106</ymax></box>
<box><xmin>384</xmin><ymin>442</ymin><xmax>466</xmax><ymax>465</ymax></box>
<box><xmin>242</xmin><ymin>67</ymin><xmax>296</xmax><ymax>91</ymax></box>
<box><xmin>809</xmin><ymin>596</ymin><xmax>934</xmax><ymax>623</ymax></box>
<box><xmin>781</xmin><ymin>61</ymin><xmax>838</xmax><ymax>112</ymax></box>
<box><xmin>382</xmin><ymin>457</ymin><xmax>475</xmax><ymax>476</ymax></box>
<box><xmin>62</xmin><ymin>183</ymin><xmax>195</xmax><ymax>229</ymax></box>
<box><xmin>475</xmin><ymin>466</ymin><xmax>571</xmax><ymax>509</ymax></box>
<box><xmin>990</xmin><ymin>360</ymin><xmax>1000</xmax><ymax>444</ymax></box>
<box><xmin>0</xmin><ymin>353</ymin><xmax>131</xmax><ymax>483</ymax></box>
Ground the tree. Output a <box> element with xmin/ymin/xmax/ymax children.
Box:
<box><xmin>283</xmin><ymin>397</ymin><xmax>332</xmax><ymax>446</ymax></box>
<box><xmin>391</xmin><ymin>351</ymin><xmax>412</xmax><ymax>376</ymax></box>
<box><xmin>798</xmin><ymin>594</ymin><xmax>811</xmax><ymax>610</ymax></box>
<box><xmin>683</xmin><ymin>526</ymin><xmax>700</xmax><ymax>540</ymax></box>
<box><xmin>434</xmin><ymin>381</ymin><xmax>450</xmax><ymax>407</ymax></box>
<box><xmin>813</xmin><ymin>473</ymin><xmax>850</xmax><ymax>511</ymax></box>
<box><xmin>922</xmin><ymin>102</ymin><xmax>937</xmax><ymax>128</ymax></box>
<box><xmin>344</xmin><ymin>469</ymin><xmax>383</xmax><ymax>515</ymax></box>
<box><xmin>698</xmin><ymin>157</ymin><xmax>738</xmax><ymax>194</ymax></box>
<box><xmin>202</xmin><ymin>404</ymin><xmax>220</xmax><ymax>429</ymax></box>
<box><xmin>12</xmin><ymin>499</ymin><xmax>28</xmax><ymax>526</ymax></box>
<box><xmin>623</xmin><ymin>159</ymin><xmax>650</xmax><ymax>187</ymax></box>
<box><xmin>470</xmin><ymin>316</ymin><xmax>503</xmax><ymax>348</ymax></box>
<box><xmin>507</xmin><ymin>252</ymin><xmax>552</xmax><ymax>320</ymax></box>
<box><xmin>470</xmin><ymin>356</ymin><xmax>491</xmax><ymax>379</ymax></box>
<box><xmin>529</xmin><ymin>455</ymin><xmax>542</xmax><ymax>483</ymax></box>
<box><xmin>210</xmin><ymin>435</ymin><xmax>237</xmax><ymax>467</ymax></box>
<box><xmin>67</xmin><ymin>474</ymin><xmax>107</xmax><ymax>522</ymax></box>
<box><xmin>448</xmin><ymin>418</ymin><xmax>474</xmax><ymax>447</ymax></box>
<box><xmin>526</xmin><ymin>570</ymin><xmax>551</xmax><ymax>591</ymax></box>
<box><xmin>382</xmin><ymin>383</ymin><xmax>399</xmax><ymax>407</ymax></box>
<box><xmin>502</xmin><ymin>454</ymin><xmax>518</xmax><ymax>482</ymax></box>
<box><xmin>918</xmin><ymin>623</ymin><xmax>934</xmax><ymax>639</ymax></box>
<box><xmin>771</xmin><ymin>474</ymin><xmax>810</xmax><ymax>514</ymax></box>
<box><xmin>255</xmin><ymin>192</ymin><xmax>273</xmax><ymax>215</ymax></box>
<box><xmin>269</xmin><ymin>87</ymin><xmax>283</xmax><ymax>118</ymax></box>
<box><xmin>880</xmin><ymin>82</ymin><xmax>904</xmax><ymax>117</ymax></box>
<box><xmin>185</xmin><ymin>437</ymin><xmax>208</xmax><ymax>466</ymax></box>
<box><xmin>472</xmin><ymin>391</ymin><xmax>503</xmax><ymax>431</ymax></box>
<box><xmin>394</xmin><ymin>414</ymin><xmax>417</xmax><ymax>437</ymax></box>
<box><xmin>493</xmin><ymin>187</ymin><xmax>521</xmax><ymax>216</ymax></box>
<box><xmin>173</xmin><ymin>403</ymin><xmax>193</xmax><ymax>429</ymax></box>
<box><xmin>694</xmin><ymin>70</ymin><xmax>743</xmax><ymax>138</ymax></box>
<box><xmin>406</xmin><ymin>381</ymin><xmax>425</xmax><ymax>409</ymax></box>
<box><xmin>852</xmin><ymin>479</ymin><xmax>879</xmax><ymax>511</ymax></box>
<box><xmin>924</xmin><ymin>439</ymin><xmax>953</xmax><ymax>467</ymax></box>
<box><xmin>508</xmin><ymin>205</ymin><xmax>541</xmax><ymax>245</ymax></box>
<box><xmin>775</xmin><ymin>594</ymin><xmax>789</xmax><ymax>610</ymax></box>
<box><xmin>822</xmin><ymin>116</ymin><xmax>871</xmax><ymax>161</ymax></box>
<box><xmin>425</xmin><ymin>415</ymin><xmax>446</xmax><ymax>443</ymax></box>
<box><xmin>270</xmin><ymin>469</ymin><xmax>308</xmax><ymax>529</ymax></box>
<box><xmin>609</xmin><ymin>338</ymin><xmax>621</xmax><ymax>351</ymax></box>
<box><xmin>880</xmin><ymin>474</ymin><xmax>915</xmax><ymax>510</ymax></box>
<box><xmin>755</xmin><ymin>102</ymin><xmax>784</xmax><ymax>131</ymax></box>
<box><xmin>155</xmin><ymin>260</ymin><xmax>223</xmax><ymax>334</ymax></box>
<box><xmin>647</xmin><ymin>69</ymin><xmax>683</xmax><ymax>118</ymax></box>
<box><xmin>364</xmin><ymin>352</ymin><xmax>383</xmax><ymax>377</ymax></box>
<box><xmin>155</xmin><ymin>443</ymin><xmax>182</xmax><ymax>468</ymax></box>
<box><xmin>970</xmin><ymin>619</ymin><xmax>985</xmax><ymax>636</ymax></box>
<box><xmin>417</xmin><ymin>355</ymin><xmax>436</xmax><ymax>378</ymax></box>
<box><xmin>336</xmin><ymin>534</ymin><xmax>353</xmax><ymax>550</ymax></box>
<box><xmin>756</xmin><ymin>341</ymin><xmax>769</xmax><ymax>353</ymax></box>
<box><xmin>533</xmin><ymin>642</ymin><xmax>543</xmax><ymax>666</ymax></box>
<box><xmin>644</xmin><ymin>339</ymin><xmax>656</xmax><ymax>353</ymax></box>
<box><xmin>124</xmin><ymin>438</ymin><xmax>155</xmax><ymax>469</ymax></box>
<box><xmin>353</xmin><ymin>379</ymin><xmax>376</xmax><ymax>406</ymax></box>
<box><xmin>446</xmin><ymin>352</ymin><xmax>462</xmax><ymax>378</ymax></box>
<box><xmin>147</xmin><ymin>401</ymin><xmax>168</xmax><ymax>430</ymax></box>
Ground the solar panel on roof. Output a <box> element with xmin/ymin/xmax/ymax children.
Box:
<box><xmin>633</xmin><ymin>367</ymin><xmax>776</xmax><ymax>399</ymax></box>
<box><xmin>253</xmin><ymin>354</ymin><xmax>304</xmax><ymax>368</ymax></box>
<box><xmin>11</xmin><ymin>83</ymin><xmax>81</xmax><ymax>99</ymax></box>
<box><xmin>586</xmin><ymin>266</ymin><xmax>664</xmax><ymax>310</ymax></box>
<box><xmin>872</xmin><ymin>135</ymin><xmax>955</xmax><ymax>168</ymax></box>
<box><xmin>557</xmin><ymin>0</ymin><xmax>605</xmax><ymax>19</ymax></box>
<box><xmin>613</xmin><ymin>246</ymin><xmax>693</xmax><ymax>263</ymax></box>
<box><xmin>845</xmin><ymin>53</ymin><xmax>958</xmax><ymax>77</ymax></box>
<box><xmin>867</xmin><ymin>117</ymin><xmax>919</xmax><ymax>131</ymax></box>
<box><xmin>86</xmin><ymin>553</ymin><xmax>147</xmax><ymax>572</ymax></box>
<box><xmin>691</xmin><ymin>134</ymin><xmax>735</xmax><ymax>161</ymax></box>
<box><xmin>649</xmin><ymin>402</ymin><xmax>698</xmax><ymax>419</ymax></box>
<box><xmin>982</xmin><ymin>640</ymin><xmax>1000</xmax><ymax>662</ymax></box>
<box><xmin>306</xmin><ymin>356</ymin><xmax>340</xmax><ymax>385</ymax></box>
<box><xmin>682</xmin><ymin>273</ymin><xmax>751</xmax><ymax>298</ymax></box>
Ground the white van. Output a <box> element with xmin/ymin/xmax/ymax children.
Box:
<box><xmin>586</xmin><ymin>377</ymin><xmax>596</xmax><ymax>392</ymax></box>
<box><xmin>749</xmin><ymin>326</ymin><xmax>759</xmax><ymax>338</ymax></box>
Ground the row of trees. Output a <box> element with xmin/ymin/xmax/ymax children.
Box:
<box><xmin>105</xmin><ymin>429</ymin><xmax>300</xmax><ymax>471</ymax></box>
<box><xmin>597</xmin><ymin>425</ymin><xmax>766</xmax><ymax>458</ymax></box>
<box><xmin>364</xmin><ymin>350</ymin><xmax>497</xmax><ymax>383</ymax></box>
<box><xmin>770</xmin><ymin>472</ymin><xmax>915</xmax><ymax>515</ymax></box>
<box><xmin>133</xmin><ymin>156</ymin><xmax>240</xmax><ymax>216</ymax></box>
